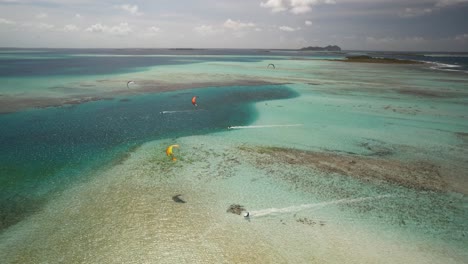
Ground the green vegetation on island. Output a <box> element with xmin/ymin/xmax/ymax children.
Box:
<box><xmin>300</xmin><ymin>45</ymin><xmax>342</xmax><ymax>51</ymax></box>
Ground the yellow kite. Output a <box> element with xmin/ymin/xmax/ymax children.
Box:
<box><xmin>166</xmin><ymin>144</ymin><xmax>179</xmax><ymax>161</ymax></box>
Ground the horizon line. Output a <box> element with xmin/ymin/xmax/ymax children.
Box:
<box><xmin>1</xmin><ymin>47</ymin><xmax>468</xmax><ymax>53</ymax></box>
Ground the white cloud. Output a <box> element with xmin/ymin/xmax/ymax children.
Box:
<box><xmin>400</xmin><ymin>0</ymin><xmax>468</xmax><ymax>17</ymax></box>
<box><xmin>261</xmin><ymin>0</ymin><xmax>336</xmax><ymax>14</ymax></box>
<box><xmin>114</xmin><ymin>4</ymin><xmax>142</xmax><ymax>16</ymax></box>
<box><xmin>148</xmin><ymin>26</ymin><xmax>161</xmax><ymax>33</ymax></box>
<box><xmin>366</xmin><ymin>36</ymin><xmax>392</xmax><ymax>44</ymax></box>
<box><xmin>361</xmin><ymin>35</ymin><xmax>468</xmax><ymax>51</ymax></box>
<box><xmin>399</xmin><ymin>7</ymin><xmax>433</xmax><ymax>17</ymax></box>
<box><xmin>86</xmin><ymin>23</ymin><xmax>106</xmax><ymax>33</ymax></box>
<box><xmin>366</xmin><ymin>36</ymin><xmax>425</xmax><ymax>45</ymax></box>
<box><xmin>194</xmin><ymin>25</ymin><xmax>217</xmax><ymax>35</ymax></box>
<box><xmin>36</xmin><ymin>13</ymin><xmax>48</xmax><ymax>19</ymax></box>
<box><xmin>75</xmin><ymin>14</ymin><xmax>82</xmax><ymax>19</ymax></box>
<box><xmin>260</xmin><ymin>0</ymin><xmax>288</xmax><ymax>12</ymax></box>
<box><xmin>0</xmin><ymin>18</ymin><xmax>15</xmax><ymax>24</ymax></box>
<box><xmin>193</xmin><ymin>20</ymin><xmax>257</xmax><ymax>37</ymax></box>
<box><xmin>290</xmin><ymin>0</ymin><xmax>313</xmax><ymax>14</ymax></box>
<box><xmin>63</xmin><ymin>24</ymin><xmax>79</xmax><ymax>32</ymax></box>
<box><xmin>109</xmin><ymin>23</ymin><xmax>132</xmax><ymax>35</ymax></box>
<box><xmin>20</xmin><ymin>21</ymin><xmax>56</xmax><ymax>31</ymax></box>
<box><xmin>279</xmin><ymin>25</ymin><xmax>300</xmax><ymax>32</ymax></box>
<box><xmin>85</xmin><ymin>22</ymin><xmax>132</xmax><ymax>35</ymax></box>
<box><xmin>305</xmin><ymin>20</ymin><xmax>312</xmax><ymax>26</ymax></box>
<box><xmin>223</xmin><ymin>19</ymin><xmax>255</xmax><ymax>30</ymax></box>
<box><xmin>435</xmin><ymin>0</ymin><xmax>468</xmax><ymax>7</ymax></box>
<box><xmin>455</xmin><ymin>33</ymin><xmax>468</xmax><ymax>41</ymax></box>
<box><xmin>37</xmin><ymin>22</ymin><xmax>54</xmax><ymax>30</ymax></box>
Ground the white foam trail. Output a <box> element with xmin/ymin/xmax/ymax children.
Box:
<box><xmin>249</xmin><ymin>195</ymin><xmax>393</xmax><ymax>218</ymax></box>
<box><xmin>160</xmin><ymin>109</ymin><xmax>206</xmax><ymax>114</ymax></box>
<box><xmin>427</xmin><ymin>62</ymin><xmax>464</xmax><ymax>71</ymax></box>
<box><xmin>228</xmin><ymin>124</ymin><xmax>303</xmax><ymax>129</ymax></box>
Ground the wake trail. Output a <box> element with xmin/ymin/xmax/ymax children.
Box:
<box><xmin>160</xmin><ymin>109</ymin><xmax>207</xmax><ymax>114</ymax></box>
<box><xmin>228</xmin><ymin>124</ymin><xmax>303</xmax><ymax>129</ymax></box>
<box><xmin>249</xmin><ymin>195</ymin><xmax>394</xmax><ymax>218</ymax></box>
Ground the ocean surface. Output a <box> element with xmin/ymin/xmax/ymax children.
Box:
<box><xmin>0</xmin><ymin>48</ymin><xmax>467</xmax><ymax>263</ymax></box>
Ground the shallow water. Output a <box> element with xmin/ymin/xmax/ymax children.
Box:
<box><xmin>0</xmin><ymin>49</ymin><xmax>467</xmax><ymax>263</ymax></box>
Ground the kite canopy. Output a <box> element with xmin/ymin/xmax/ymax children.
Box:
<box><xmin>166</xmin><ymin>144</ymin><xmax>179</xmax><ymax>161</ymax></box>
<box><xmin>191</xmin><ymin>96</ymin><xmax>198</xmax><ymax>106</ymax></box>
<box><xmin>267</xmin><ymin>64</ymin><xmax>275</xmax><ymax>69</ymax></box>
<box><xmin>127</xmin><ymin>81</ymin><xmax>135</xmax><ymax>89</ymax></box>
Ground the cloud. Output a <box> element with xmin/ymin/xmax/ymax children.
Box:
<box><xmin>85</xmin><ymin>23</ymin><xmax>106</xmax><ymax>33</ymax></box>
<box><xmin>362</xmin><ymin>35</ymin><xmax>468</xmax><ymax>51</ymax></box>
<box><xmin>366</xmin><ymin>36</ymin><xmax>394</xmax><ymax>44</ymax></box>
<box><xmin>399</xmin><ymin>7</ymin><xmax>433</xmax><ymax>17</ymax></box>
<box><xmin>366</xmin><ymin>36</ymin><xmax>425</xmax><ymax>45</ymax></box>
<box><xmin>261</xmin><ymin>0</ymin><xmax>336</xmax><ymax>14</ymax></box>
<box><xmin>194</xmin><ymin>19</ymin><xmax>257</xmax><ymax>36</ymax></box>
<box><xmin>400</xmin><ymin>0</ymin><xmax>468</xmax><ymax>17</ymax></box>
<box><xmin>305</xmin><ymin>20</ymin><xmax>312</xmax><ymax>26</ymax></box>
<box><xmin>279</xmin><ymin>25</ymin><xmax>300</xmax><ymax>31</ymax></box>
<box><xmin>148</xmin><ymin>26</ymin><xmax>161</xmax><ymax>33</ymax></box>
<box><xmin>0</xmin><ymin>18</ymin><xmax>15</xmax><ymax>24</ymax></box>
<box><xmin>455</xmin><ymin>33</ymin><xmax>468</xmax><ymax>41</ymax></box>
<box><xmin>85</xmin><ymin>22</ymin><xmax>132</xmax><ymax>35</ymax></box>
<box><xmin>260</xmin><ymin>0</ymin><xmax>288</xmax><ymax>12</ymax></box>
<box><xmin>114</xmin><ymin>4</ymin><xmax>142</xmax><ymax>16</ymax></box>
<box><xmin>435</xmin><ymin>0</ymin><xmax>468</xmax><ymax>7</ymax></box>
<box><xmin>223</xmin><ymin>19</ymin><xmax>255</xmax><ymax>30</ymax></box>
<box><xmin>194</xmin><ymin>25</ymin><xmax>217</xmax><ymax>35</ymax></box>
<box><xmin>75</xmin><ymin>13</ymin><xmax>82</xmax><ymax>19</ymax></box>
<box><xmin>36</xmin><ymin>13</ymin><xmax>48</xmax><ymax>19</ymax></box>
<box><xmin>63</xmin><ymin>24</ymin><xmax>79</xmax><ymax>32</ymax></box>
<box><xmin>37</xmin><ymin>22</ymin><xmax>54</xmax><ymax>30</ymax></box>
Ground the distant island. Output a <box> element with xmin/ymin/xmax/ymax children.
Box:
<box><xmin>300</xmin><ymin>45</ymin><xmax>341</xmax><ymax>51</ymax></box>
<box><xmin>341</xmin><ymin>55</ymin><xmax>423</xmax><ymax>64</ymax></box>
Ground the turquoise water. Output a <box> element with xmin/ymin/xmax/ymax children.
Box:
<box><xmin>0</xmin><ymin>49</ymin><xmax>467</xmax><ymax>263</ymax></box>
<box><xmin>0</xmin><ymin>84</ymin><xmax>298</xmax><ymax>230</ymax></box>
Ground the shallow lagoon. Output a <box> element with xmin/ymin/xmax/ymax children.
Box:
<box><xmin>0</xmin><ymin>50</ymin><xmax>467</xmax><ymax>263</ymax></box>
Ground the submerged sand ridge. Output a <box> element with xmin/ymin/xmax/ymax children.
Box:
<box><xmin>1</xmin><ymin>137</ymin><xmax>466</xmax><ymax>263</ymax></box>
<box><xmin>0</xmin><ymin>141</ymin><xmax>285</xmax><ymax>263</ymax></box>
<box><xmin>0</xmin><ymin>78</ymin><xmax>279</xmax><ymax>114</ymax></box>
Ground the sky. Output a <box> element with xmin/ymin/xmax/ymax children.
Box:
<box><xmin>0</xmin><ymin>0</ymin><xmax>467</xmax><ymax>51</ymax></box>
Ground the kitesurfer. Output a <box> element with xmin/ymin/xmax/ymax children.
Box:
<box><xmin>166</xmin><ymin>144</ymin><xmax>179</xmax><ymax>161</ymax></box>
<box><xmin>191</xmin><ymin>96</ymin><xmax>198</xmax><ymax>107</ymax></box>
<box><xmin>127</xmin><ymin>80</ymin><xmax>135</xmax><ymax>89</ymax></box>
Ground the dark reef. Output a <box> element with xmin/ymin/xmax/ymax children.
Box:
<box><xmin>341</xmin><ymin>55</ymin><xmax>423</xmax><ymax>64</ymax></box>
